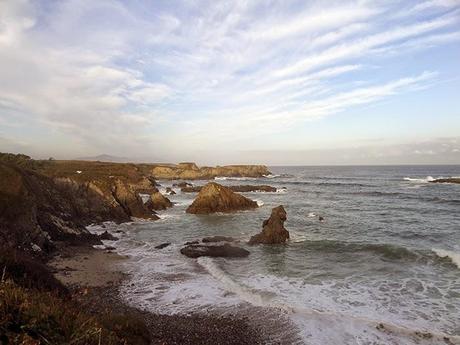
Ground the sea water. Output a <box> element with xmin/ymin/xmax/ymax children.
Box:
<box><xmin>91</xmin><ymin>165</ymin><xmax>460</xmax><ymax>345</ymax></box>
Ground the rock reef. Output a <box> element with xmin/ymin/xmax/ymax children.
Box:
<box><xmin>249</xmin><ymin>205</ymin><xmax>290</xmax><ymax>245</ymax></box>
<box><xmin>152</xmin><ymin>163</ymin><xmax>270</xmax><ymax>180</ymax></box>
<box><xmin>180</xmin><ymin>243</ymin><xmax>250</xmax><ymax>258</ymax></box>
<box><xmin>181</xmin><ymin>185</ymin><xmax>277</xmax><ymax>193</ymax></box>
<box><xmin>186</xmin><ymin>182</ymin><xmax>258</xmax><ymax>214</ymax></box>
<box><xmin>430</xmin><ymin>178</ymin><xmax>460</xmax><ymax>184</ymax></box>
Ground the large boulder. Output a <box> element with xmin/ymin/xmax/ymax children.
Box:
<box><xmin>186</xmin><ymin>182</ymin><xmax>258</xmax><ymax>214</ymax></box>
<box><xmin>248</xmin><ymin>206</ymin><xmax>289</xmax><ymax>245</ymax></box>
<box><xmin>180</xmin><ymin>243</ymin><xmax>250</xmax><ymax>258</ymax></box>
<box><xmin>146</xmin><ymin>192</ymin><xmax>173</xmax><ymax>211</ymax></box>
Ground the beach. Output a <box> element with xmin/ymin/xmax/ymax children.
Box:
<box><xmin>49</xmin><ymin>246</ymin><xmax>269</xmax><ymax>345</ymax></box>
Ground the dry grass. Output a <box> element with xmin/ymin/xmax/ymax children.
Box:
<box><xmin>0</xmin><ymin>280</ymin><xmax>151</xmax><ymax>345</ymax></box>
<box><xmin>0</xmin><ymin>250</ymin><xmax>151</xmax><ymax>345</ymax></box>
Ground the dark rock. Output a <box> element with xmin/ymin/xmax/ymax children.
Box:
<box><xmin>181</xmin><ymin>186</ymin><xmax>202</xmax><ymax>193</ymax></box>
<box><xmin>202</xmin><ymin>236</ymin><xmax>235</xmax><ymax>243</ymax></box>
<box><xmin>99</xmin><ymin>231</ymin><xmax>118</xmax><ymax>241</ymax></box>
<box><xmin>186</xmin><ymin>182</ymin><xmax>258</xmax><ymax>214</ymax></box>
<box><xmin>184</xmin><ymin>240</ymin><xmax>200</xmax><ymax>246</ymax></box>
<box><xmin>165</xmin><ymin>187</ymin><xmax>176</xmax><ymax>195</ymax></box>
<box><xmin>248</xmin><ymin>205</ymin><xmax>289</xmax><ymax>245</ymax></box>
<box><xmin>180</xmin><ymin>243</ymin><xmax>250</xmax><ymax>258</ymax></box>
<box><xmin>430</xmin><ymin>178</ymin><xmax>460</xmax><ymax>184</ymax></box>
<box><xmin>173</xmin><ymin>181</ymin><xmax>193</xmax><ymax>188</ymax></box>
<box><xmin>155</xmin><ymin>242</ymin><xmax>171</xmax><ymax>249</ymax></box>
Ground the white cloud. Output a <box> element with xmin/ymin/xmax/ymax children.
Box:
<box><xmin>0</xmin><ymin>0</ymin><xmax>458</xmax><ymax>159</ymax></box>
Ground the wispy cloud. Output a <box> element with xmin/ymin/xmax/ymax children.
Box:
<box><xmin>0</xmin><ymin>0</ymin><xmax>459</xmax><ymax>160</ymax></box>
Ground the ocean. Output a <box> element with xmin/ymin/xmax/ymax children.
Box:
<box><xmin>90</xmin><ymin>165</ymin><xmax>460</xmax><ymax>345</ymax></box>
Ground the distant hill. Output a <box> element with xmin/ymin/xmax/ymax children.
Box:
<box><xmin>76</xmin><ymin>154</ymin><xmax>136</xmax><ymax>163</ymax></box>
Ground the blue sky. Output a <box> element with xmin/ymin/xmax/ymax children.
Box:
<box><xmin>0</xmin><ymin>0</ymin><xmax>459</xmax><ymax>164</ymax></box>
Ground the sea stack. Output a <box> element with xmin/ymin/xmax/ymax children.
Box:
<box><xmin>248</xmin><ymin>205</ymin><xmax>289</xmax><ymax>245</ymax></box>
<box><xmin>186</xmin><ymin>182</ymin><xmax>258</xmax><ymax>214</ymax></box>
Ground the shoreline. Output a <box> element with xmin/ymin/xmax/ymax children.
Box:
<box><xmin>49</xmin><ymin>245</ymin><xmax>270</xmax><ymax>345</ymax></box>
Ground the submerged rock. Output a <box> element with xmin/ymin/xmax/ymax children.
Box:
<box><xmin>99</xmin><ymin>231</ymin><xmax>118</xmax><ymax>241</ymax></box>
<box><xmin>430</xmin><ymin>178</ymin><xmax>460</xmax><ymax>184</ymax></box>
<box><xmin>145</xmin><ymin>192</ymin><xmax>173</xmax><ymax>211</ymax></box>
<box><xmin>186</xmin><ymin>182</ymin><xmax>258</xmax><ymax>214</ymax></box>
<box><xmin>155</xmin><ymin>242</ymin><xmax>171</xmax><ymax>249</ymax></box>
<box><xmin>248</xmin><ymin>205</ymin><xmax>289</xmax><ymax>245</ymax></box>
<box><xmin>180</xmin><ymin>243</ymin><xmax>250</xmax><ymax>258</ymax></box>
<box><xmin>202</xmin><ymin>236</ymin><xmax>235</xmax><ymax>243</ymax></box>
<box><xmin>172</xmin><ymin>181</ymin><xmax>193</xmax><ymax>188</ymax></box>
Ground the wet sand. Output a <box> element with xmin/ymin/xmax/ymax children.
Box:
<box><xmin>50</xmin><ymin>245</ymin><xmax>127</xmax><ymax>288</ymax></box>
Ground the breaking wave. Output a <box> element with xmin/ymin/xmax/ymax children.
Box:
<box><xmin>403</xmin><ymin>176</ymin><xmax>435</xmax><ymax>183</ymax></box>
<box><xmin>432</xmin><ymin>248</ymin><xmax>460</xmax><ymax>269</ymax></box>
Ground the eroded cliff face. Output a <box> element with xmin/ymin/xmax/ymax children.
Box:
<box><xmin>0</xmin><ymin>163</ymin><xmax>103</xmax><ymax>253</ymax></box>
<box><xmin>0</xmin><ymin>158</ymin><xmax>158</xmax><ymax>254</ymax></box>
<box><xmin>151</xmin><ymin>163</ymin><xmax>271</xmax><ymax>180</ymax></box>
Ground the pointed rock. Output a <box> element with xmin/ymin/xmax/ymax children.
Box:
<box><xmin>248</xmin><ymin>205</ymin><xmax>289</xmax><ymax>245</ymax></box>
<box><xmin>186</xmin><ymin>182</ymin><xmax>258</xmax><ymax>214</ymax></box>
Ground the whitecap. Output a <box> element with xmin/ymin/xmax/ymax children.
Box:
<box><xmin>403</xmin><ymin>176</ymin><xmax>435</xmax><ymax>183</ymax></box>
<box><xmin>432</xmin><ymin>248</ymin><xmax>460</xmax><ymax>269</ymax></box>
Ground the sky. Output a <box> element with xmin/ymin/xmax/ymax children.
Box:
<box><xmin>0</xmin><ymin>0</ymin><xmax>459</xmax><ymax>165</ymax></box>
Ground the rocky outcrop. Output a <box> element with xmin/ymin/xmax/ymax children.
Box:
<box><xmin>113</xmin><ymin>179</ymin><xmax>158</xmax><ymax>219</ymax></box>
<box><xmin>430</xmin><ymin>178</ymin><xmax>460</xmax><ymax>184</ymax></box>
<box><xmin>180</xmin><ymin>243</ymin><xmax>250</xmax><ymax>258</ymax></box>
<box><xmin>181</xmin><ymin>185</ymin><xmax>277</xmax><ymax>193</ymax></box>
<box><xmin>145</xmin><ymin>192</ymin><xmax>173</xmax><ymax>211</ymax></box>
<box><xmin>248</xmin><ymin>206</ymin><xmax>289</xmax><ymax>245</ymax></box>
<box><xmin>186</xmin><ymin>182</ymin><xmax>258</xmax><ymax>214</ymax></box>
<box><xmin>151</xmin><ymin>164</ymin><xmax>271</xmax><ymax>180</ymax></box>
<box><xmin>202</xmin><ymin>236</ymin><xmax>235</xmax><ymax>243</ymax></box>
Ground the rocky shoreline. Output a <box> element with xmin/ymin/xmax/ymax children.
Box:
<box><xmin>0</xmin><ymin>152</ymin><xmax>277</xmax><ymax>344</ymax></box>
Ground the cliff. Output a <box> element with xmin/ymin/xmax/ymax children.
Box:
<box><xmin>0</xmin><ymin>155</ymin><xmax>158</xmax><ymax>254</ymax></box>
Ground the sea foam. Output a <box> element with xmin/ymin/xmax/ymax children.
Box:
<box><xmin>432</xmin><ymin>248</ymin><xmax>460</xmax><ymax>269</ymax></box>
